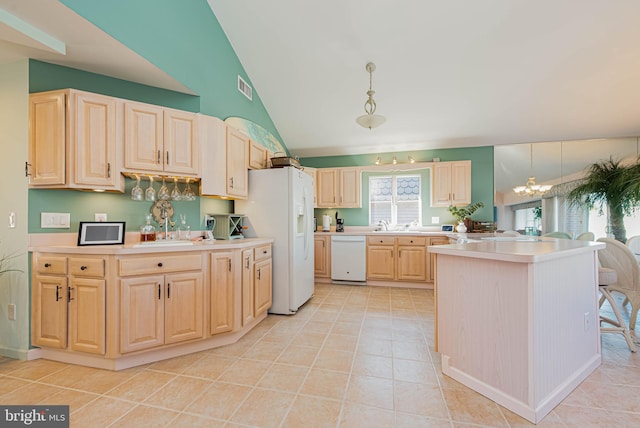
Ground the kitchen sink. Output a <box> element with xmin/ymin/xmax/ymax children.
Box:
<box><xmin>133</xmin><ymin>240</ymin><xmax>194</xmax><ymax>247</ymax></box>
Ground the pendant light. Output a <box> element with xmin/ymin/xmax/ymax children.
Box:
<box><xmin>513</xmin><ymin>144</ymin><xmax>553</xmax><ymax>197</ymax></box>
<box><xmin>356</xmin><ymin>62</ymin><xmax>386</xmax><ymax>130</ymax></box>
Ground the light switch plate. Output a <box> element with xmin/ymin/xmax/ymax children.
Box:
<box><xmin>41</xmin><ymin>212</ymin><xmax>70</xmax><ymax>229</ymax></box>
<box><xmin>95</xmin><ymin>213</ymin><xmax>108</xmax><ymax>222</ymax></box>
<box><xmin>431</xmin><ymin>217</ymin><xmax>440</xmax><ymax>224</ymax></box>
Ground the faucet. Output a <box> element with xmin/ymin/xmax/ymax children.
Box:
<box><xmin>378</xmin><ymin>220</ymin><xmax>390</xmax><ymax>231</ymax></box>
<box><xmin>160</xmin><ymin>205</ymin><xmax>169</xmax><ymax>240</ymax></box>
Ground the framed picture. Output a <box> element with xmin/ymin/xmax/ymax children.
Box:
<box><xmin>77</xmin><ymin>222</ymin><xmax>126</xmax><ymax>246</ymax></box>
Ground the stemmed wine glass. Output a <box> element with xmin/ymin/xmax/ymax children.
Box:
<box><xmin>171</xmin><ymin>177</ymin><xmax>182</xmax><ymax>201</ymax></box>
<box><xmin>183</xmin><ymin>178</ymin><xmax>196</xmax><ymax>201</ymax></box>
<box><xmin>145</xmin><ymin>176</ymin><xmax>156</xmax><ymax>201</ymax></box>
<box><xmin>131</xmin><ymin>174</ymin><xmax>143</xmax><ymax>201</ymax></box>
<box><xmin>158</xmin><ymin>176</ymin><xmax>170</xmax><ymax>200</ymax></box>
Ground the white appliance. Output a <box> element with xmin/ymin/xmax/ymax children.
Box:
<box><xmin>331</xmin><ymin>235</ymin><xmax>366</xmax><ymax>284</ymax></box>
<box><xmin>236</xmin><ymin>167</ymin><xmax>315</xmax><ymax>314</ymax></box>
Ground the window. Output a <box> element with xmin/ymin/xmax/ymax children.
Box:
<box><xmin>369</xmin><ymin>175</ymin><xmax>421</xmax><ymax>226</ymax></box>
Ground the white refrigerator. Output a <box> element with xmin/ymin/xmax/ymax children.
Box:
<box><xmin>235</xmin><ymin>167</ymin><xmax>315</xmax><ymax>315</ymax></box>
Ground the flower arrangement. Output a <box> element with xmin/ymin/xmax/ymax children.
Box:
<box><xmin>448</xmin><ymin>202</ymin><xmax>484</xmax><ymax>223</ymax></box>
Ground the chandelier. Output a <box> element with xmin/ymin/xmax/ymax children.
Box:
<box><xmin>513</xmin><ymin>144</ymin><xmax>552</xmax><ymax>197</ymax></box>
<box><xmin>356</xmin><ymin>62</ymin><xmax>386</xmax><ymax>130</ymax></box>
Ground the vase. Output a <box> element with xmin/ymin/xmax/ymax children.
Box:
<box><xmin>456</xmin><ymin>221</ymin><xmax>467</xmax><ymax>233</ymax></box>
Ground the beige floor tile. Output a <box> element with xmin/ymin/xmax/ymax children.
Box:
<box><xmin>567</xmin><ymin>378</ymin><xmax>640</xmax><ymax>413</ymax></box>
<box><xmin>205</xmin><ymin>339</ymin><xmax>254</xmax><ymax>357</ymax></box>
<box><xmin>357</xmin><ymin>336</ymin><xmax>393</xmax><ymax>357</ymax></box>
<box><xmin>37</xmin><ymin>388</ymin><xmax>99</xmax><ymax>412</ymax></box>
<box><xmin>0</xmin><ymin>376</ymin><xmax>30</xmax><ymax>396</ymax></box>
<box><xmin>106</xmin><ymin>370</ymin><xmax>176</xmax><ymax>401</ymax></box>
<box><xmin>339</xmin><ymin>402</ymin><xmax>395</xmax><ymax>427</ymax></box>
<box><xmin>45</xmin><ymin>366</ymin><xmax>136</xmax><ymax>394</ymax></box>
<box><xmin>217</xmin><ymin>358</ymin><xmax>271</xmax><ymax>386</ymax></box>
<box><xmin>242</xmin><ymin>339</ymin><xmax>287</xmax><ymax>362</ymax></box>
<box><xmin>395</xmin><ymin>412</ymin><xmax>452</xmax><ymax>428</ymax></box>
<box><xmin>143</xmin><ymin>375</ymin><xmax>212</xmax><ymax>411</ymax></box>
<box><xmin>500</xmin><ymin>405</ymin><xmax>565</xmax><ymax>427</ymax></box>
<box><xmin>180</xmin><ymin>353</ymin><xmax>236</xmax><ymax>380</ymax></box>
<box><xmin>331</xmin><ymin>321</ymin><xmax>362</xmax><ymax>336</ymax></box>
<box><xmin>347</xmin><ymin>374</ymin><xmax>394</xmax><ymax>410</ymax></box>
<box><xmin>393</xmin><ymin>357</ymin><xmax>439</xmax><ymax>385</ymax></box>
<box><xmin>311</xmin><ymin>309</ymin><xmax>340</xmax><ymax>323</ymax></box>
<box><xmin>351</xmin><ymin>353</ymin><xmax>393</xmax><ymax>379</ymax></box>
<box><xmin>441</xmin><ymin>386</ymin><xmax>508</xmax><ymax>426</ymax></box>
<box><xmin>109</xmin><ymin>404</ymin><xmax>180</xmax><ymax>428</ymax></box>
<box><xmin>302</xmin><ymin>320</ymin><xmax>334</xmax><ymax>334</ymax></box>
<box><xmin>257</xmin><ymin>363</ymin><xmax>309</xmax><ymax>393</ymax></box>
<box><xmin>360</xmin><ymin>325</ymin><xmax>393</xmax><ymax>340</ymax></box>
<box><xmin>0</xmin><ymin>382</ymin><xmax>65</xmax><ymax>404</ymax></box>
<box><xmin>324</xmin><ymin>333</ymin><xmax>358</xmax><ymax>352</ymax></box>
<box><xmin>2</xmin><ymin>359</ymin><xmax>68</xmax><ymax>381</ymax></box>
<box><xmin>276</xmin><ymin>344</ymin><xmax>319</xmax><ymax>367</ymax></box>
<box><xmin>336</xmin><ymin>310</ymin><xmax>366</xmax><ymax>324</ymax></box>
<box><xmin>0</xmin><ymin>358</ymin><xmax>26</xmax><ymax>374</ymax></box>
<box><xmin>145</xmin><ymin>351</ymin><xmax>205</xmax><ymax>374</ymax></box>
<box><xmin>300</xmin><ymin>368</ymin><xmax>349</xmax><ymax>400</ymax></box>
<box><xmin>169</xmin><ymin>413</ymin><xmax>226</xmax><ymax>427</ymax></box>
<box><xmin>229</xmin><ymin>388</ymin><xmax>295</xmax><ymax>428</ymax></box>
<box><xmin>282</xmin><ymin>395</ymin><xmax>342</xmax><ymax>427</ymax></box>
<box><xmin>70</xmin><ymin>396</ymin><xmax>136</xmax><ymax>427</ymax></box>
<box><xmin>394</xmin><ymin>380</ymin><xmax>449</xmax><ymax>419</ymax></box>
<box><xmin>292</xmin><ymin>331</ymin><xmax>327</xmax><ymax>348</ymax></box>
<box><xmin>313</xmin><ymin>348</ymin><xmax>354</xmax><ymax>372</ymax></box>
<box><xmin>392</xmin><ymin>339</ymin><xmax>431</xmax><ymax>361</ymax></box>
<box><xmin>185</xmin><ymin>381</ymin><xmax>251</xmax><ymax>420</ymax></box>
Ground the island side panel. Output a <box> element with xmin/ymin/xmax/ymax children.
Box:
<box><xmin>531</xmin><ymin>251</ymin><xmax>601</xmax><ymax>406</ymax></box>
<box><xmin>436</xmin><ymin>254</ymin><xmax>530</xmax><ymax>404</ymax></box>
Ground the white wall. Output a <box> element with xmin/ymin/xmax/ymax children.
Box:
<box><xmin>0</xmin><ymin>60</ymin><xmax>30</xmax><ymax>358</ymax></box>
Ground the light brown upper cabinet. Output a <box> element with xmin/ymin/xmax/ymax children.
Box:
<box><xmin>316</xmin><ymin>167</ymin><xmax>361</xmax><ymax>208</ymax></box>
<box><xmin>123</xmin><ymin>101</ymin><xmax>199</xmax><ymax>177</ymax></box>
<box><xmin>28</xmin><ymin>89</ymin><xmax>123</xmax><ymax>192</ymax></box>
<box><xmin>199</xmin><ymin>115</ymin><xmax>249</xmax><ymax>199</ymax></box>
<box><xmin>431</xmin><ymin>161</ymin><xmax>471</xmax><ymax>207</ymax></box>
<box><xmin>248</xmin><ymin>139</ymin><xmax>269</xmax><ymax>169</ymax></box>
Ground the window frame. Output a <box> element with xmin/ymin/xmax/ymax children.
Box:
<box><xmin>368</xmin><ymin>173</ymin><xmax>422</xmax><ymax>226</ymax></box>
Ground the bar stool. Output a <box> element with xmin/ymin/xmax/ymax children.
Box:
<box><xmin>598</xmin><ymin>267</ymin><xmax>636</xmax><ymax>352</ymax></box>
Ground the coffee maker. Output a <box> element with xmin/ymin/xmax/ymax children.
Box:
<box><xmin>335</xmin><ymin>211</ymin><xmax>344</xmax><ymax>232</ymax></box>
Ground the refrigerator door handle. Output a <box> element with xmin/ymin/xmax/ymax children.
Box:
<box><xmin>303</xmin><ymin>186</ymin><xmax>311</xmax><ymax>260</ymax></box>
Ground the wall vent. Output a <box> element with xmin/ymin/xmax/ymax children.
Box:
<box><xmin>238</xmin><ymin>75</ymin><xmax>252</xmax><ymax>101</ymax></box>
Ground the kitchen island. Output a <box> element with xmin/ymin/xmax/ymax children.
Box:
<box><xmin>429</xmin><ymin>237</ymin><xmax>604</xmax><ymax>423</ymax></box>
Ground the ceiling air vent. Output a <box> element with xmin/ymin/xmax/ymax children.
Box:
<box><xmin>238</xmin><ymin>75</ymin><xmax>252</xmax><ymax>101</ymax></box>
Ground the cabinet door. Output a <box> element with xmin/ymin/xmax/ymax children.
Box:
<box><xmin>254</xmin><ymin>258</ymin><xmax>272</xmax><ymax>316</ymax></box>
<box><xmin>428</xmin><ymin>237</ymin><xmax>450</xmax><ymax>282</ymax></box>
<box><xmin>366</xmin><ymin>245</ymin><xmax>395</xmax><ymax>280</ymax></box>
<box><xmin>120</xmin><ymin>275</ymin><xmax>165</xmax><ymax>353</ymax></box>
<box><xmin>32</xmin><ymin>275</ymin><xmax>68</xmax><ymax>349</ymax></box>
<box><xmin>450</xmin><ymin>161</ymin><xmax>471</xmax><ymax>206</ymax></box>
<box><xmin>314</xmin><ymin>236</ymin><xmax>330</xmax><ymax>277</ymax></box>
<box><xmin>199</xmin><ymin>115</ymin><xmax>228</xmax><ymax>197</ymax></box>
<box><xmin>339</xmin><ymin>168</ymin><xmax>361</xmax><ymax>208</ymax></box>
<box><xmin>226</xmin><ymin>127</ymin><xmax>249</xmax><ymax>198</ymax></box>
<box><xmin>29</xmin><ymin>91</ymin><xmax>66</xmax><ymax>186</ymax></box>
<box><xmin>164</xmin><ymin>272</ymin><xmax>204</xmax><ymax>344</ymax></box>
<box><xmin>431</xmin><ymin>163</ymin><xmax>453</xmax><ymax>207</ymax></box>
<box><xmin>241</xmin><ymin>249</ymin><xmax>255</xmax><ymax>326</ymax></box>
<box><xmin>69</xmin><ymin>277</ymin><xmax>106</xmax><ymax>355</ymax></box>
<box><xmin>124</xmin><ymin>101</ymin><xmax>164</xmax><ymax>173</ymax></box>
<box><xmin>397</xmin><ymin>246</ymin><xmax>427</xmax><ymax>282</ymax></box>
<box><xmin>164</xmin><ymin>109</ymin><xmax>199</xmax><ymax>176</ymax></box>
<box><xmin>317</xmin><ymin>169</ymin><xmax>338</xmax><ymax>207</ymax></box>
<box><xmin>304</xmin><ymin>167</ymin><xmax>318</xmax><ymax>207</ymax></box>
<box><xmin>248</xmin><ymin>140</ymin><xmax>267</xmax><ymax>169</ymax></box>
<box><xmin>210</xmin><ymin>251</ymin><xmax>235</xmax><ymax>335</ymax></box>
<box><xmin>71</xmin><ymin>91</ymin><xmax>120</xmax><ymax>189</ymax></box>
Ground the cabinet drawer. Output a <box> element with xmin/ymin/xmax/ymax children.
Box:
<box><xmin>397</xmin><ymin>236</ymin><xmax>426</xmax><ymax>246</ymax></box>
<box><xmin>118</xmin><ymin>253</ymin><xmax>202</xmax><ymax>276</ymax></box>
<box><xmin>254</xmin><ymin>244</ymin><xmax>271</xmax><ymax>261</ymax></box>
<box><xmin>69</xmin><ymin>257</ymin><xmax>105</xmax><ymax>277</ymax></box>
<box><xmin>35</xmin><ymin>255</ymin><xmax>67</xmax><ymax>275</ymax></box>
<box><xmin>367</xmin><ymin>236</ymin><xmax>395</xmax><ymax>245</ymax></box>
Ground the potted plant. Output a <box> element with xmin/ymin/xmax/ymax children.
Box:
<box><xmin>566</xmin><ymin>157</ymin><xmax>640</xmax><ymax>242</ymax></box>
<box><xmin>448</xmin><ymin>202</ymin><xmax>484</xmax><ymax>233</ymax></box>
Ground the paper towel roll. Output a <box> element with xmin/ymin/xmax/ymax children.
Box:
<box><xmin>322</xmin><ymin>215</ymin><xmax>331</xmax><ymax>231</ymax></box>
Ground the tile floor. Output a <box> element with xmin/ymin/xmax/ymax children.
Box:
<box><xmin>1</xmin><ymin>283</ymin><xmax>639</xmax><ymax>427</ymax></box>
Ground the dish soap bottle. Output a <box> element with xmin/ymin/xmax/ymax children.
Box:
<box><xmin>140</xmin><ymin>214</ymin><xmax>157</xmax><ymax>242</ymax></box>
<box><xmin>178</xmin><ymin>214</ymin><xmax>191</xmax><ymax>241</ymax></box>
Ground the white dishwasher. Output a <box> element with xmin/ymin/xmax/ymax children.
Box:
<box><xmin>331</xmin><ymin>235</ymin><xmax>367</xmax><ymax>284</ymax></box>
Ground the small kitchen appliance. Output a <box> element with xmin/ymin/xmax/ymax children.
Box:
<box><xmin>335</xmin><ymin>211</ymin><xmax>344</xmax><ymax>232</ymax></box>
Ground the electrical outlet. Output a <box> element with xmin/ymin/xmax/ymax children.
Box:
<box><xmin>431</xmin><ymin>216</ymin><xmax>440</xmax><ymax>224</ymax></box>
<box><xmin>41</xmin><ymin>212</ymin><xmax>70</xmax><ymax>229</ymax></box>
<box><xmin>584</xmin><ymin>312</ymin><xmax>590</xmax><ymax>332</ymax></box>
<box><xmin>8</xmin><ymin>304</ymin><xmax>15</xmax><ymax>321</ymax></box>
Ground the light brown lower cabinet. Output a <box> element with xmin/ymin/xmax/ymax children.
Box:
<box><xmin>32</xmin><ymin>254</ymin><xmax>106</xmax><ymax>355</ymax></box>
<box><xmin>314</xmin><ymin>235</ymin><xmax>331</xmax><ymax>278</ymax></box>
<box><xmin>242</xmin><ymin>244</ymin><xmax>273</xmax><ymax>327</ymax></box>
<box><xmin>427</xmin><ymin>236</ymin><xmax>450</xmax><ymax>282</ymax></box>
<box><xmin>210</xmin><ymin>250</ymin><xmax>236</xmax><ymax>335</ymax></box>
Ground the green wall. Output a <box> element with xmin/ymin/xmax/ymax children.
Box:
<box><xmin>303</xmin><ymin>146</ymin><xmax>494</xmax><ymax>226</ymax></box>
